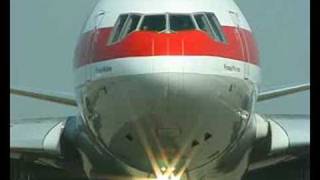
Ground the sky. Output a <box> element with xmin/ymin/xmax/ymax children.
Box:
<box><xmin>10</xmin><ymin>0</ymin><xmax>310</xmax><ymax>119</ymax></box>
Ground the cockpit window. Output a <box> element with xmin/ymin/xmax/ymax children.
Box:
<box><xmin>169</xmin><ymin>15</ymin><xmax>196</xmax><ymax>31</ymax></box>
<box><xmin>109</xmin><ymin>14</ymin><xmax>128</xmax><ymax>44</ymax></box>
<box><xmin>194</xmin><ymin>13</ymin><xmax>226</xmax><ymax>43</ymax></box>
<box><xmin>119</xmin><ymin>14</ymin><xmax>141</xmax><ymax>40</ymax></box>
<box><xmin>194</xmin><ymin>14</ymin><xmax>212</xmax><ymax>35</ymax></box>
<box><xmin>205</xmin><ymin>13</ymin><xmax>226</xmax><ymax>42</ymax></box>
<box><xmin>140</xmin><ymin>15</ymin><xmax>166</xmax><ymax>32</ymax></box>
<box><xmin>108</xmin><ymin>12</ymin><xmax>226</xmax><ymax>45</ymax></box>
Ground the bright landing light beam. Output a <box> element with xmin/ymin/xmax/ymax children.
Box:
<box><xmin>156</xmin><ymin>175</ymin><xmax>180</xmax><ymax>180</ymax></box>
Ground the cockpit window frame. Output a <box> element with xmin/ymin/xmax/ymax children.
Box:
<box><xmin>194</xmin><ymin>13</ymin><xmax>214</xmax><ymax>36</ymax></box>
<box><xmin>108</xmin><ymin>13</ymin><xmax>143</xmax><ymax>45</ymax></box>
<box><xmin>107</xmin><ymin>14</ymin><xmax>129</xmax><ymax>45</ymax></box>
<box><xmin>168</xmin><ymin>13</ymin><xmax>198</xmax><ymax>32</ymax></box>
<box><xmin>118</xmin><ymin>14</ymin><xmax>142</xmax><ymax>40</ymax></box>
<box><xmin>204</xmin><ymin>12</ymin><xmax>227</xmax><ymax>43</ymax></box>
<box><xmin>138</xmin><ymin>13</ymin><xmax>168</xmax><ymax>32</ymax></box>
<box><xmin>107</xmin><ymin>12</ymin><xmax>227</xmax><ymax>45</ymax></box>
<box><xmin>193</xmin><ymin>12</ymin><xmax>227</xmax><ymax>44</ymax></box>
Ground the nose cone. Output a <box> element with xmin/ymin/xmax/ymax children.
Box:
<box><xmin>81</xmin><ymin>72</ymin><xmax>253</xmax><ymax>175</ymax></box>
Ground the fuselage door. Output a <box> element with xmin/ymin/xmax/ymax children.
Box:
<box><xmin>91</xmin><ymin>10</ymin><xmax>106</xmax><ymax>60</ymax></box>
<box><xmin>229</xmin><ymin>11</ymin><xmax>250</xmax><ymax>80</ymax></box>
<box><xmin>81</xmin><ymin>10</ymin><xmax>106</xmax><ymax>93</ymax></box>
<box><xmin>89</xmin><ymin>10</ymin><xmax>105</xmax><ymax>61</ymax></box>
<box><xmin>87</xmin><ymin>10</ymin><xmax>105</xmax><ymax>80</ymax></box>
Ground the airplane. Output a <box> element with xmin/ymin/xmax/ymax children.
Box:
<box><xmin>10</xmin><ymin>0</ymin><xmax>310</xmax><ymax>179</ymax></box>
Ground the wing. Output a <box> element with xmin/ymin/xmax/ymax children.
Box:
<box><xmin>11</xmin><ymin>117</ymin><xmax>66</xmax><ymax>154</ymax></box>
<box><xmin>10</xmin><ymin>87</ymin><xmax>80</xmax><ymax>168</ymax></box>
<box><xmin>10</xmin><ymin>117</ymin><xmax>69</xmax><ymax>160</ymax></box>
<box><xmin>10</xmin><ymin>116</ymin><xmax>80</xmax><ymax>169</ymax></box>
<box><xmin>11</xmin><ymin>87</ymin><xmax>77</xmax><ymax>106</ymax></box>
<box><xmin>10</xmin><ymin>116</ymin><xmax>89</xmax><ymax>179</ymax></box>
<box><xmin>10</xmin><ymin>87</ymin><xmax>77</xmax><ymax>162</ymax></box>
<box><xmin>248</xmin><ymin>114</ymin><xmax>310</xmax><ymax>171</ymax></box>
<box><xmin>257</xmin><ymin>83</ymin><xmax>310</xmax><ymax>102</ymax></box>
<box><xmin>11</xmin><ymin>117</ymin><xmax>68</xmax><ymax>170</ymax></box>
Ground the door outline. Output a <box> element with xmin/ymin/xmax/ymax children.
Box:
<box><xmin>91</xmin><ymin>10</ymin><xmax>106</xmax><ymax>59</ymax></box>
<box><xmin>88</xmin><ymin>10</ymin><xmax>106</xmax><ymax>80</ymax></box>
<box><xmin>229</xmin><ymin>11</ymin><xmax>250</xmax><ymax>80</ymax></box>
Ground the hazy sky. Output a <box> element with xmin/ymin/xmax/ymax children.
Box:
<box><xmin>10</xmin><ymin>0</ymin><xmax>310</xmax><ymax>119</ymax></box>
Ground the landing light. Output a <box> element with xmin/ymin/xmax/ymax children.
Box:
<box><xmin>157</xmin><ymin>176</ymin><xmax>168</xmax><ymax>180</ymax></box>
<box><xmin>170</xmin><ymin>176</ymin><xmax>180</xmax><ymax>180</ymax></box>
<box><xmin>160</xmin><ymin>166</ymin><xmax>176</xmax><ymax>173</ymax></box>
<box><xmin>160</xmin><ymin>166</ymin><xmax>167</xmax><ymax>172</ymax></box>
<box><xmin>157</xmin><ymin>175</ymin><xmax>180</xmax><ymax>180</ymax></box>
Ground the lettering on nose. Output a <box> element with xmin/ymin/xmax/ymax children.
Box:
<box><xmin>95</xmin><ymin>65</ymin><xmax>112</xmax><ymax>73</ymax></box>
<box><xmin>224</xmin><ymin>64</ymin><xmax>240</xmax><ymax>72</ymax></box>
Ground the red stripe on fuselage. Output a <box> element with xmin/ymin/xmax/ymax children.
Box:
<box><xmin>74</xmin><ymin>26</ymin><xmax>259</xmax><ymax>68</ymax></box>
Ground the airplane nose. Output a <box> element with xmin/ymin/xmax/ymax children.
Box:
<box><xmin>82</xmin><ymin>72</ymin><xmax>253</xmax><ymax>176</ymax></box>
<box><xmin>106</xmin><ymin>73</ymin><xmax>195</xmax><ymax>174</ymax></box>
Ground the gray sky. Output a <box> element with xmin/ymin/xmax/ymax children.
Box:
<box><xmin>10</xmin><ymin>0</ymin><xmax>310</xmax><ymax>119</ymax></box>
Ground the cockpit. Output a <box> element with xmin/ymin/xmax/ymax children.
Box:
<box><xmin>108</xmin><ymin>12</ymin><xmax>227</xmax><ymax>45</ymax></box>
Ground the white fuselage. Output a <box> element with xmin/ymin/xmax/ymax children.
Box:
<box><xmin>73</xmin><ymin>0</ymin><xmax>261</xmax><ymax>179</ymax></box>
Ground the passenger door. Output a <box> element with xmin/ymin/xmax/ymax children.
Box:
<box><xmin>91</xmin><ymin>10</ymin><xmax>105</xmax><ymax>62</ymax></box>
<box><xmin>229</xmin><ymin>11</ymin><xmax>250</xmax><ymax>80</ymax></box>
